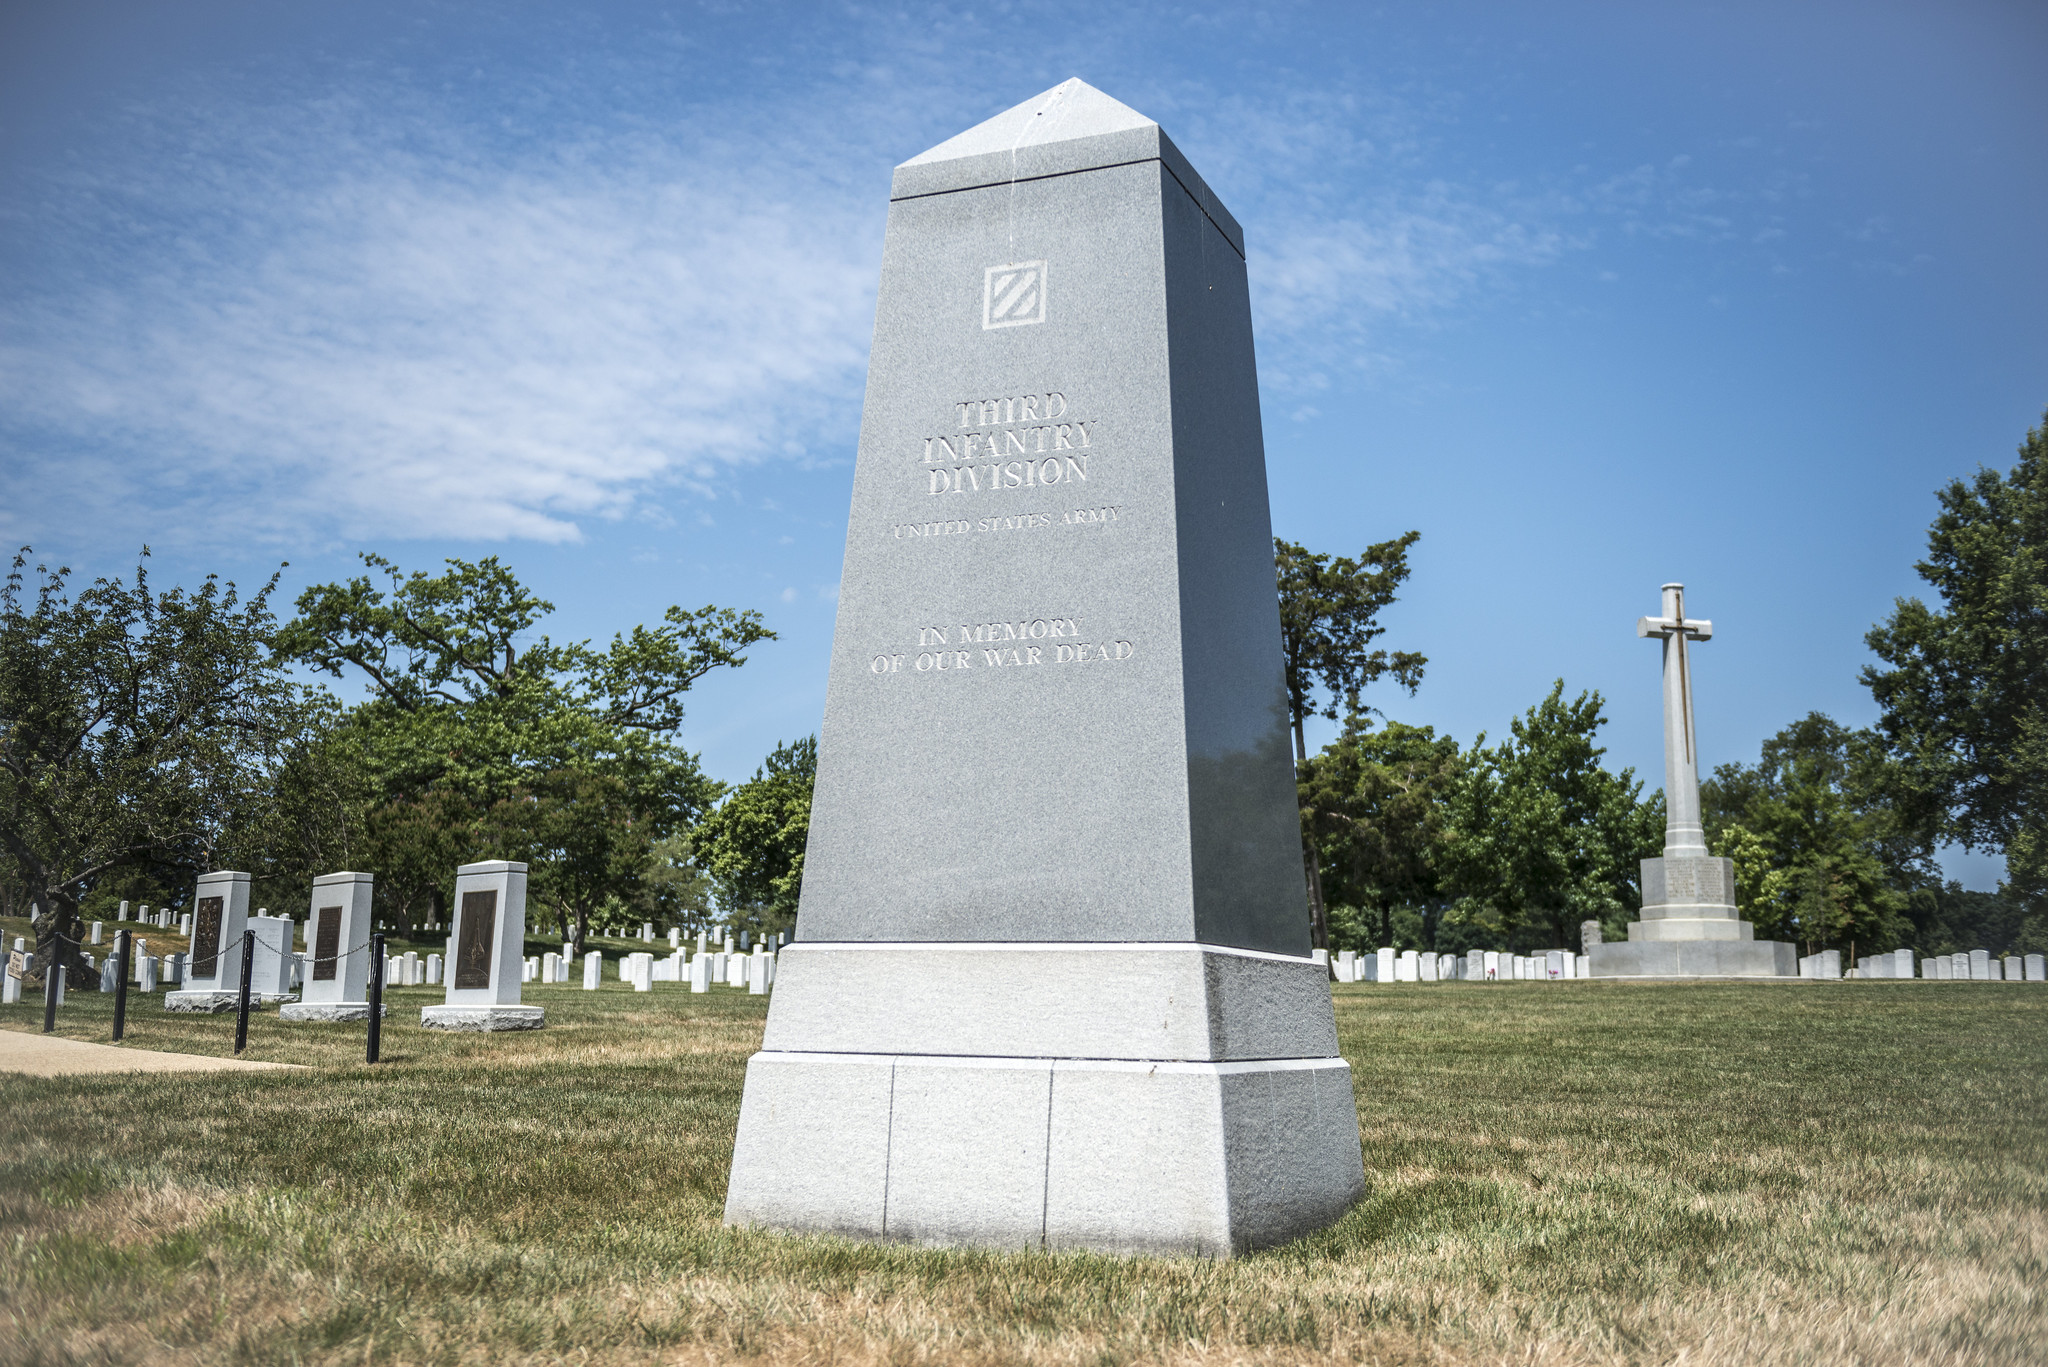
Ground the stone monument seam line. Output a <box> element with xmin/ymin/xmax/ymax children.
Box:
<box><xmin>888</xmin><ymin>157</ymin><xmax>1158</xmax><ymax>202</ymax></box>
<box><xmin>1039</xmin><ymin>1065</ymin><xmax>1055</xmax><ymax>1249</ymax></box>
<box><xmin>784</xmin><ymin>941</ymin><xmax>1319</xmax><ymax>964</ymax></box>
<box><xmin>754</xmin><ymin>1051</ymin><xmax>1347</xmax><ymax>1075</ymax></box>
<box><xmin>880</xmin><ymin>1059</ymin><xmax>897</xmax><ymax>1239</ymax></box>
<box><xmin>889</xmin><ymin>157</ymin><xmax>1248</xmax><ymax>261</ymax></box>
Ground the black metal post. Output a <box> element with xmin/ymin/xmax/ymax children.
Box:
<box><xmin>41</xmin><ymin>941</ymin><xmax>59</xmax><ymax>1033</ymax></box>
<box><xmin>366</xmin><ymin>933</ymin><xmax>386</xmax><ymax>1064</ymax></box>
<box><xmin>233</xmin><ymin>930</ymin><xmax>255</xmax><ymax>1054</ymax></box>
<box><xmin>112</xmin><ymin>928</ymin><xmax>132</xmax><ymax>1042</ymax></box>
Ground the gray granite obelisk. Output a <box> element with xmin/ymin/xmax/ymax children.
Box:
<box><xmin>723</xmin><ymin>79</ymin><xmax>1364</xmax><ymax>1256</ymax></box>
<box><xmin>1591</xmin><ymin>584</ymin><xmax>1795</xmax><ymax>978</ymax></box>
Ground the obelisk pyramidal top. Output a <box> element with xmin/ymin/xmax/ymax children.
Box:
<box><xmin>725</xmin><ymin>78</ymin><xmax>1364</xmax><ymax>1255</ymax></box>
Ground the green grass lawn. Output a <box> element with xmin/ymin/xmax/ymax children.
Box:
<box><xmin>2</xmin><ymin>977</ymin><xmax>2043</xmax><ymax>1366</ymax></box>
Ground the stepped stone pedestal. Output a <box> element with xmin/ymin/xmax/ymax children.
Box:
<box><xmin>723</xmin><ymin>79</ymin><xmax>1364</xmax><ymax>1258</ymax></box>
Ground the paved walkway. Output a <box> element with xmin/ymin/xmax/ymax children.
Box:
<box><xmin>0</xmin><ymin>1030</ymin><xmax>303</xmax><ymax>1076</ymax></box>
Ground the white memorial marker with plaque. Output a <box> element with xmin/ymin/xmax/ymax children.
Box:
<box><xmin>1592</xmin><ymin>586</ymin><xmax>1795</xmax><ymax>977</ymax></box>
<box><xmin>421</xmin><ymin>861</ymin><xmax>543</xmax><ymax>1031</ymax></box>
<box><xmin>166</xmin><ymin>870</ymin><xmax>253</xmax><ymax>1012</ymax></box>
<box><xmin>283</xmin><ymin>873</ymin><xmax>376</xmax><ymax>1021</ymax></box>
<box><xmin>723</xmin><ymin>80</ymin><xmax>1362</xmax><ymax>1258</ymax></box>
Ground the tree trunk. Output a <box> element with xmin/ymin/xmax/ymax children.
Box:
<box><xmin>30</xmin><ymin>891</ymin><xmax>87</xmax><ymax>990</ymax></box>
<box><xmin>1292</xmin><ymin>716</ymin><xmax>1332</xmax><ymax>975</ymax></box>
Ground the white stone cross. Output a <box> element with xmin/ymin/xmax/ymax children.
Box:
<box><xmin>1637</xmin><ymin>583</ymin><xmax>1713</xmax><ymax>857</ymax></box>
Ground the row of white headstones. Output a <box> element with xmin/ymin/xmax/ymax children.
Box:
<box><xmin>1333</xmin><ymin>948</ymin><xmax>1588</xmax><ymax>982</ymax></box>
<box><xmin>1325</xmin><ymin>945</ymin><xmax>2048</xmax><ymax>983</ymax></box>
<box><xmin>3</xmin><ymin>909</ymin><xmax>777</xmax><ymax>999</ymax></box>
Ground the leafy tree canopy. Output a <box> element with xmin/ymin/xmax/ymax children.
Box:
<box><xmin>1</xmin><ymin>548</ymin><xmax>311</xmax><ymax>985</ymax></box>
<box><xmin>1299</xmin><ymin>716</ymin><xmax>1462</xmax><ymax>952</ymax></box>
<box><xmin>276</xmin><ymin>554</ymin><xmax>767</xmax><ymax>929</ymax></box>
<box><xmin>1702</xmin><ymin>713</ymin><xmax>1915</xmax><ymax>953</ymax></box>
<box><xmin>1274</xmin><ymin>534</ymin><xmax>1426</xmax><ymax>762</ymax></box>
<box><xmin>1439</xmin><ymin>681</ymin><xmax>1662</xmax><ymax>949</ymax></box>
<box><xmin>696</xmin><ymin>736</ymin><xmax>816</xmax><ymax>940</ymax></box>
<box><xmin>1864</xmin><ymin>410</ymin><xmax>2047</xmax><ymax>925</ymax></box>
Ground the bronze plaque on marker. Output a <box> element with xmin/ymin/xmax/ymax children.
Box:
<box><xmin>313</xmin><ymin>905</ymin><xmax>342</xmax><ymax>981</ymax></box>
<box><xmin>454</xmin><ymin>889</ymin><xmax>497</xmax><ymax>990</ymax></box>
<box><xmin>192</xmin><ymin>896</ymin><xmax>224</xmax><ymax>978</ymax></box>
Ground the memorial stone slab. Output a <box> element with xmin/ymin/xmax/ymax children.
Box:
<box><xmin>725</xmin><ymin>80</ymin><xmax>1361</xmax><ymax>1258</ymax></box>
<box><xmin>283</xmin><ymin>873</ymin><xmax>376</xmax><ymax>1021</ymax></box>
<box><xmin>166</xmin><ymin>870</ymin><xmax>251</xmax><ymax>1012</ymax></box>
<box><xmin>1970</xmin><ymin>949</ymin><xmax>1991</xmax><ymax>981</ymax></box>
<box><xmin>422</xmin><ymin>862</ymin><xmax>543</xmax><ymax>1031</ymax></box>
<box><xmin>2027</xmin><ymin>954</ymin><xmax>2046</xmax><ymax>983</ymax></box>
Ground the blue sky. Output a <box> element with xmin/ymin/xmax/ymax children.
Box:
<box><xmin>3</xmin><ymin>1</ymin><xmax>2042</xmax><ymax>886</ymax></box>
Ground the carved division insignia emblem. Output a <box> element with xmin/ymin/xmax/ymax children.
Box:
<box><xmin>983</xmin><ymin>261</ymin><xmax>1047</xmax><ymax>329</ymax></box>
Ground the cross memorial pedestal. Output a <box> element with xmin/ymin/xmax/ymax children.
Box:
<box><xmin>1590</xmin><ymin>585</ymin><xmax>1795</xmax><ymax>978</ymax></box>
<box><xmin>723</xmin><ymin>80</ymin><xmax>1362</xmax><ymax>1258</ymax></box>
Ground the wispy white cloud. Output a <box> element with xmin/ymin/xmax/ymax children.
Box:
<box><xmin>0</xmin><ymin>35</ymin><xmax>1596</xmax><ymax>550</ymax></box>
<box><xmin>0</xmin><ymin>86</ymin><xmax>884</xmax><ymax>548</ymax></box>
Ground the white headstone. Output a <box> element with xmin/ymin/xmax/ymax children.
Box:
<box><xmin>2026</xmin><ymin>953</ymin><xmax>2046</xmax><ymax>983</ymax></box>
<box><xmin>90</xmin><ymin>921</ymin><xmax>103</xmax><ymax>945</ymax></box>
<box><xmin>583</xmin><ymin>952</ymin><xmax>601</xmax><ymax>990</ymax></box>
<box><xmin>246</xmin><ymin>915</ymin><xmax>294</xmax><ymax>997</ymax></box>
<box><xmin>1969</xmin><ymin>949</ymin><xmax>1991</xmax><ymax>980</ymax></box>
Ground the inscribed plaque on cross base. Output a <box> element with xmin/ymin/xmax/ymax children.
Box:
<box><xmin>192</xmin><ymin>896</ymin><xmax>223</xmax><ymax>978</ymax></box>
<box><xmin>455</xmin><ymin>890</ymin><xmax>497</xmax><ymax>990</ymax></box>
<box><xmin>313</xmin><ymin>905</ymin><xmax>342</xmax><ymax>981</ymax></box>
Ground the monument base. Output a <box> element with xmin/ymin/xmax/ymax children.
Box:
<box><xmin>725</xmin><ymin>1050</ymin><xmax>1363</xmax><ymax>1258</ymax></box>
<box><xmin>726</xmin><ymin>943</ymin><xmax>1364</xmax><ymax>1257</ymax></box>
<box><xmin>420</xmin><ymin>1004</ymin><xmax>545</xmax><ymax>1032</ymax></box>
<box><xmin>1590</xmin><ymin>940</ymin><xmax>1796</xmax><ymax>978</ymax></box>
<box><xmin>164</xmin><ymin>990</ymin><xmax>247</xmax><ymax>1013</ymax></box>
<box><xmin>279</xmin><ymin>1001</ymin><xmax>386</xmax><ymax>1022</ymax></box>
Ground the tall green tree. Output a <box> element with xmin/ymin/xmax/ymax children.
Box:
<box><xmin>1440</xmin><ymin>681</ymin><xmax>1662</xmax><ymax>948</ymax></box>
<box><xmin>1274</xmin><ymin>534</ymin><xmax>1427</xmax><ymax>952</ymax></box>
<box><xmin>1298</xmin><ymin>715</ymin><xmax>1462</xmax><ymax>952</ymax></box>
<box><xmin>0</xmin><ymin>549</ymin><xmax>305</xmax><ymax>988</ymax></box>
<box><xmin>696</xmin><ymin>736</ymin><xmax>816</xmax><ymax>942</ymax></box>
<box><xmin>276</xmin><ymin>554</ymin><xmax>761</xmax><ymax>929</ymax></box>
<box><xmin>1702</xmin><ymin>713</ymin><xmax>1916</xmax><ymax>954</ymax></box>
<box><xmin>1864</xmin><ymin>410</ymin><xmax>2048</xmax><ymax>948</ymax></box>
<box><xmin>484</xmin><ymin>767</ymin><xmax>657</xmax><ymax>955</ymax></box>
